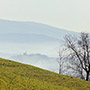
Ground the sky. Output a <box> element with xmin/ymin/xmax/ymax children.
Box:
<box><xmin>0</xmin><ymin>0</ymin><xmax>90</xmax><ymax>32</ymax></box>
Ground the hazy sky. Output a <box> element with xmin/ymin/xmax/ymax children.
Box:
<box><xmin>0</xmin><ymin>0</ymin><xmax>90</xmax><ymax>32</ymax></box>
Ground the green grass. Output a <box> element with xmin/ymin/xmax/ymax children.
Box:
<box><xmin>0</xmin><ymin>58</ymin><xmax>90</xmax><ymax>90</ymax></box>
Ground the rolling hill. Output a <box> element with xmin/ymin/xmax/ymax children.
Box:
<box><xmin>0</xmin><ymin>19</ymin><xmax>78</xmax><ymax>42</ymax></box>
<box><xmin>0</xmin><ymin>58</ymin><xmax>90</xmax><ymax>90</ymax></box>
<box><xmin>0</xmin><ymin>33</ymin><xmax>59</xmax><ymax>43</ymax></box>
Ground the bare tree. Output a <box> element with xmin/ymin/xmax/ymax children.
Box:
<box><xmin>63</xmin><ymin>32</ymin><xmax>90</xmax><ymax>81</ymax></box>
<box><xmin>58</xmin><ymin>51</ymin><xmax>64</xmax><ymax>74</ymax></box>
<box><xmin>67</xmin><ymin>61</ymin><xmax>85</xmax><ymax>79</ymax></box>
<box><xmin>58</xmin><ymin>50</ymin><xmax>67</xmax><ymax>74</ymax></box>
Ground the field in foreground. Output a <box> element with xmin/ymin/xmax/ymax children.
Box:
<box><xmin>0</xmin><ymin>58</ymin><xmax>90</xmax><ymax>90</ymax></box>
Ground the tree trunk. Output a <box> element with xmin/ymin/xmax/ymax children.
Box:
<box><xmin>59</xmin><ymin>66</ymin><xmax>61</xmax><ymax>74</ymax></box>
<box><xmin>86</xmin><ymin>71</ymin><xmax>89</xmax><ymax>81</ymax></box>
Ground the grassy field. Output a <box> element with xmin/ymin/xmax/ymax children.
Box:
<box><xmin>0</xmin><ymin>58</ymin><xmax>90</xmax><ymax>90</ymax></box>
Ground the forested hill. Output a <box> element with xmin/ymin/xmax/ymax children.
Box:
<box><xmin>0</xmin><ymin>58</ymin><xmax>90</xmax><ymax>90</ymax></box>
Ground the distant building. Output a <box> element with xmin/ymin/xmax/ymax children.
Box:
<box><xmin>23</xmin><ymin>51</ymin><xmax>28</xmax><ymax>56</ymax></box>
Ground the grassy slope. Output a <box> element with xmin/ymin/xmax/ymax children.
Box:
<box><xmin>0</xmin><ymin>58</ymin><xmax>90</xmax><ymax>90</ymax></box>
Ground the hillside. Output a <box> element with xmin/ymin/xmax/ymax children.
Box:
<box><xmin>0</xmin><ymin>58</ymin><xmax>90</xmax><ymax>90</ymax></box>
<box><xmin>11</xmin><ymin>53</ymin><xmax>58</xmax><ymax>73</ymax></box>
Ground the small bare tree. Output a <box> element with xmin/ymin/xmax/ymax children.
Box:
<box><xmin>63</xmin><ymin>32</ymin><xmax>90</xmax><ymax>81</ymax></box>
<box><xmin>58</xmin><ymin>50</ymin><xmax>67</xmax><ymax>74</ymax></box>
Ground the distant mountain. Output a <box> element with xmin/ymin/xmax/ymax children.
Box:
<box><xmin>10</xmin><ymin>53</ymin><xmax>59</xmax><ymax>72</ymax></box>
<box><xmin>0</xmin><ymin>19</ymin><xmax>78</xmax><ymax>42</ymax></box>
<box><xmin>0</xmin><ymin>33</ymin><xmax>59</xmax><ymax>43</ymax></box>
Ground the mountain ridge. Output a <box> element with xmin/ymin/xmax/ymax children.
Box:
<box><xmin>0</xmin><ymin>19</ymin><xmax>77</xmax><ymax>33</ymax></box>
<box><xmin>0</xmin><ymin>19</ymin><xmax>78</xmax><ymax>40</ymax></box>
